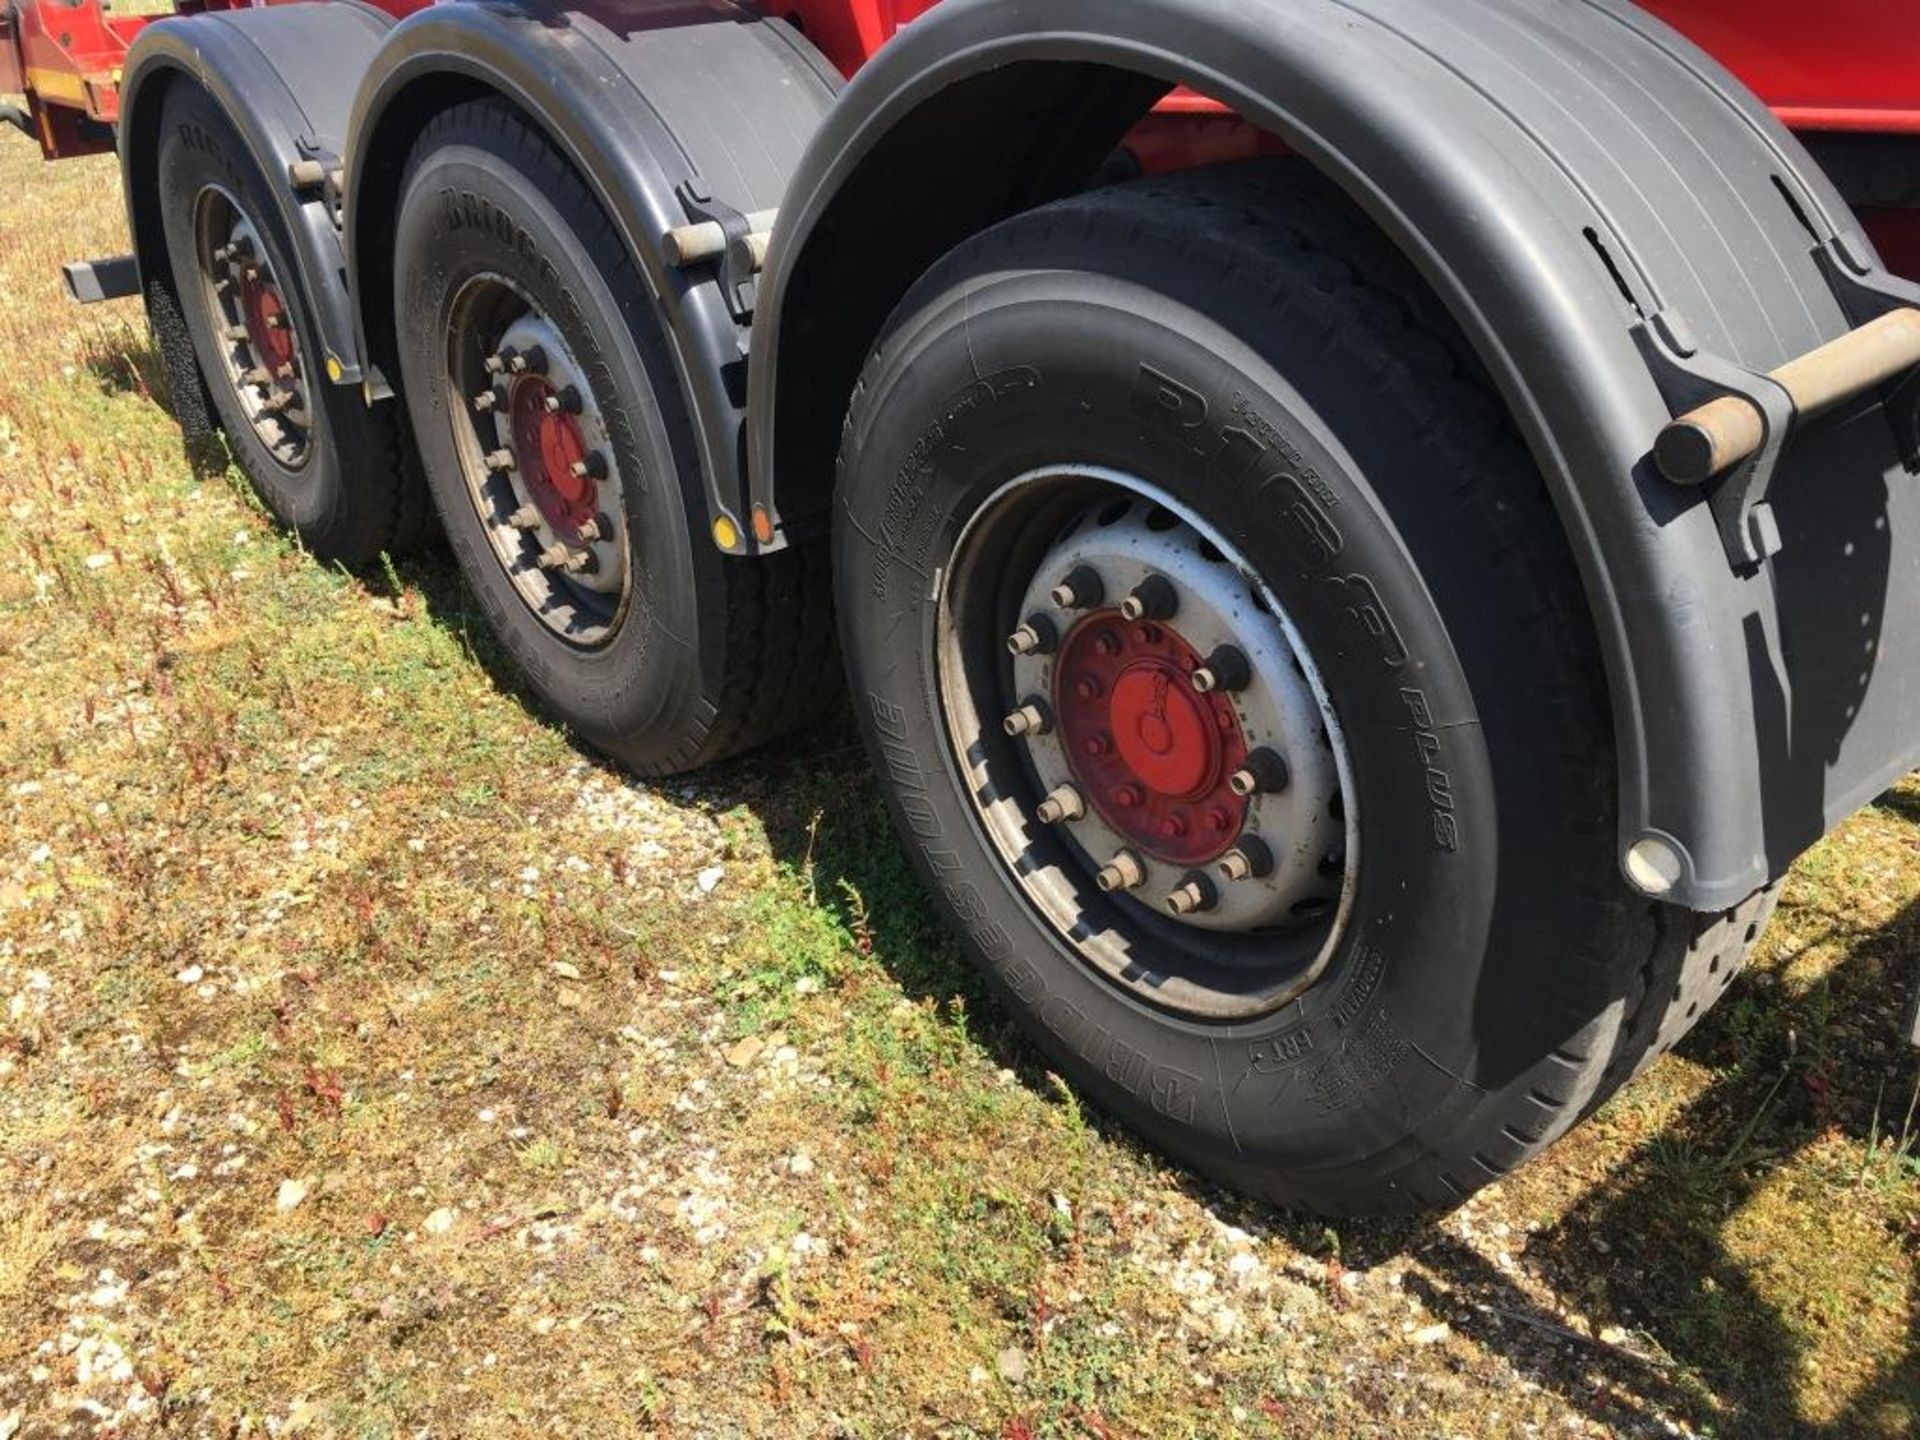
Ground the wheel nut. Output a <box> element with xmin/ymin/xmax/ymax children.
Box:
<box><xmin>239</xmin><ymin>366</ymin><xmax>272</xmax><ymax>388</ymax></box>
<box><xmin>1006</xmin><ymin>614</ymin><xmax>1059</xmax><ymax>657</ymax></box>
<box><xmin>576</xmin><ymin>517</ymin><xmax>605</xmax><ymax>545</ymax></box>
<box><xmin>507</xmin><ymin>505</ymin><xmax>542</xmax><ymax>530</ymax></box>
<box><xmin>1166</xmin><ymin>874</ymin><xmax>1218</xmax><ymax>916</ymax></box>
<box><xmin>1034</xmin><ymin>784</ymin><xmax>1086</xmax><ymax>826</ymax></box>
<box><xmin>1003</xmin><ymin>699</ymin><xmax>1053</xmax><ymax>739</ymax></box>
<box><xmin>1119</xmin><ymin>574</ymin><xmax>1178</xmax><ymax>623</ymax></box>
<box><xmin>223</xmin><ymin>322</ymin><xmax>250</xmax><ymax>343</ymax></box>
<box><xmin>258</xmin><ymin>389</ymin><xmax>297</xmax><ymax>414</ymax></box>
<box><xmin>569</xmin><ymin>453</ymin><xmax>609</xmax><ymax>482</ymax></box>
<box><xmin>538</xmin><ymin>543</ymin><xmax>592</xmax><ymax>574</ymax></box>
<box><xmin>1219</xmin><ymin>838</ymin><xmax>1276</xmax><ymax>883</ymax></box>
<box><xmin>509</xmin><ymin>345</ymin><xmax>548</xmax><ymax>375</ymax></box>
<box><xmin>1050</xmin><ymin>565</ymin><xmax>1105</xmax><ymax>611</ymax></box>
<box><xmin>1229</xmin><ymin>747</ymin><xmax>1290</xmax><ymax>797</ymax></box>
<box><xmin>543</xmin><ymin>385</ymin><xmax>582</xmax><ymax>415</ymax></box>
<box><xmin>485</xmin><ymin>349</ymin><xmax>512</xmax><ymax>376</ymax></box>
<box><xmin>484</xmin><ymin>448</ymin><xmax>516</xmax><ymax>473</ymax></box>
<box><xmin>1192</xmin><ymin>645</ymin><xmax>1252</xmax><ymax>694</ymax></box>
<box><xmin>1096</xmin><ymin>850</ymin><xmax>1147</xmax><ymax>893</ymax></box>
<box><xmin>473</xmin><ymin>389</ymin><xmax>500</xmax><ymax>413</ymax></box>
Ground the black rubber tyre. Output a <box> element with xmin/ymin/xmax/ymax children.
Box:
<box><xmin>157</xmin><ymin>82</ymin><xmax>428</xmax><ymax>565</ymax></box>
<box><xmin>391</xmin><ymin>100</ymin><xmax>835</xmax><ymax>776</ymax></box>
<box><xmin>835</xmin><ymin>161</ymin><xmax>1776</xmax><ymax>1217</ymax></box>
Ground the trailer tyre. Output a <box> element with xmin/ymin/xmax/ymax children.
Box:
<box><xmin>391</xmin><ymin>100</ymin><xmax>834</xmax><ymax>775</ymax></box>
<box><xmin>834</xmin><ymin>161</ymin><xmax>1775</xmax><ymax>1216</ymax></box>
<box><xmin>156</xmin><ymin>82</ymin><xmax>428</xmax><ymax>564</ymax></box>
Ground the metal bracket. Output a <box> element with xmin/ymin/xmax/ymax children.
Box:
<box><xmin>1814</xmin><ymin>234</ymin><xmax>1920</xmax><ymax>476</ymax></box>
<box><xmin>1634</xmin><ymin>308</ymin><xmax>1796</xmax><ymax>572</ymax></box>
<box><xmin>673</xmin><ymin>183</ymin><xmax>758</xmax><ymax>324</ymax></box>
<box><xmin>288</xmin><ymin>143</ymin><xmax>346</xmax><ymax>232</ymax></box>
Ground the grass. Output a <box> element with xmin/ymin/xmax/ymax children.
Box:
<box><xmin>0</xmin><ymin>130</ymin><xmax>1916</xmax><ymax>1440</ymax></box>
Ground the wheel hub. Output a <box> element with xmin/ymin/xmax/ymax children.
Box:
<box><xmin>194</xmin><ymin>199</ymin><xmax>309</xmax><ymax>470</ymax></box>
<box><xmin>1004</xmin><ymin>495</ymin><xmax>1348</xmax><ymax>936</ymax></box>
<box><xmin>1055</xmin><ymin>617</ymin><xmax>1249</xmax><ymax>865</ymax></box>
<box><xmin>239</xmin><ymin>267</ymin><xmax>295</xmax><ymax>378</ymax></box>
<box><xmin>450</xmin><ymin>301</ymin><xmax>632</xmax><ymax>648</ymax></box>
<box><xmin>508</xmin><ymin>376</ymin><xmax>598</xmax><ymax>539</ymax></box>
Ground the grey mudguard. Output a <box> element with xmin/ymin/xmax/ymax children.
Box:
<box><xmin>342</xmin><ymin>0</ymin><xmax>840</xmax><ymax>546</ymax></box>
<box><xmin>119</xmin><ymin>2</ymin><xmax>399</xmax><ymax>388</ymax></box>
<box><xmin>747</xmin><ymin>0</ymin><xmax>1920</xmax><ymax>912</ymax></box>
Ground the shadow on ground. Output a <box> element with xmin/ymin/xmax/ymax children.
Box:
<box><xmin>745</xmin><ymin>743</ymin><xmax>1920</xmax><ymax>1440</ymax></box>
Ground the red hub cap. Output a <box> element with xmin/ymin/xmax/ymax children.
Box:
<box><xmin>1054</xmin><ymin>615</ymin><xmax>1250</xmax><ymax>865</ymax></box>
<box><xmin>509</xmin><ymin>378</ymin><xmax>597</xmax><ymax>538</ymax></box>
<box><xmin>239</xmin><ymin>272</ymin><xmax>295</xmax><ymax>378</ymax></box>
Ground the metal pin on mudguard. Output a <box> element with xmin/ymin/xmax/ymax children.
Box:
<box><xmin>1096</xmin><ymin>850</ymin><xmax>1147</xmax><ymax>893</ymax></box>
<box><xmin>1050</xmin><ymin>565</ymin><xmax>1104</xmax><ymax>611</ymax></box>
<box><xmin>1192</xmin><ymin>645</ymin><xmax>1251</xmax><ymax>694</ymax></box>
<box><xmin>1003</xmin><ymin>699</ymin><xmax>1053</xmax><ymax>739</ymax></box>
<box><xmin>1034</xmin><ymin>784</ymin><xmax>1085</xmax><ymax>826</ymax></box>
<box><xmin>1120</xmin><ymin>574</ymin><xmax>1178</xmax><ymax>623</ymax></box>
<box><xmin>1229</xmin><ymin>747</ymin><xmax>1290</xmax><ymax>798</ymax></box>
<box><xmin>1219</xmin><ymin>838</ymin><xmax>1276</xmax><ymax>883</ymax></box>
<box><xmin>1166</xmin><ymin>874</ymin><xmax>1218</xmax><ymax>916</ymax></box>
<box><xmin>1007</xmin><ymin>614</ymin><xmax>1058</xmax><ymax>657</ymax></box>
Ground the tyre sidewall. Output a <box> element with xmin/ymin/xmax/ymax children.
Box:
<box><xmin>840</xmin><ymin>270</ymin><xmax>1519</xmax><ymax>1198</ymax></box>
<box><xmin>392</xmin><ymin>128</ymin><xmax>717</xmax><ymax>764</ymax></box>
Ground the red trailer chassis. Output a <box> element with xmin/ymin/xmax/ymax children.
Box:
<box><xmin>5</xmin><ymin>0</ymin><xmax>1918</xmax><ymax>277</ymax></box>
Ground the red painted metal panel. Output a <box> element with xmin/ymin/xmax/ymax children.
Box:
<box><xmin>3</xmin><ymin>0</ymin><xmax>1916</xmax><ymax>277</ymax></box>
<box><xmin>780</xmin><ymin>0</ymin><xmax>1920</xmax><ymax>137</ymax></box>
<box><xmin>1641</xmin><ymin>0</ymin><xmax>1920</xmax><ymax>134</ymax></box>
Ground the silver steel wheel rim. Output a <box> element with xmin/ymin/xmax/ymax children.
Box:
<box><xmin>935</xmin><ymin>467</ymin><xmax>1360</xmax><ymax>1021</ymax></box>
<box><xmin>445</xmin><ymin>279</ymin><xmax>633</xmax><ymax>649</ymax></box>
<box><xmin>193</xmin><ymin>188</ymin><xmax>310</xmax><ymax>469</ymax></box>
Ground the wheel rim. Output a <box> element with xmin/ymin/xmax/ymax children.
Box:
<box><xmin>936</xmin><ymin>468</ymin><xmax>1358</xmax><ymax>1020</ymax></box>
<box><xmin>192</xmin><ymin>188</ymin><xmax>310</xmax><ymax>469</ymax></box>
<box><xmin>444</xmin><ymin>277</ymin><xmax>633</xmax><ymax>649</ymax></box>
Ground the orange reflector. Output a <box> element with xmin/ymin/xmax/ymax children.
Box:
<box><xmin>751</xmin><ymin>506</ymin><xmax>775</xmax><ymax>546</ymax></box>
<box><xmin>712</xmin><ymin>516</ymin><xmax>741</xmax><ymax>552</ymax></box>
